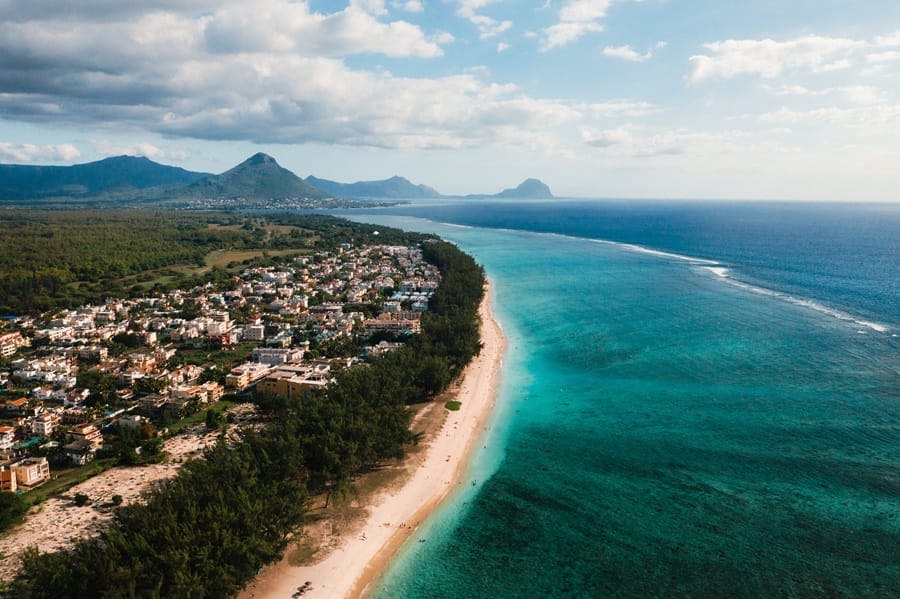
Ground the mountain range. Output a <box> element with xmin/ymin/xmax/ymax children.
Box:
<box><xmin>0</xmin><ymin>153</ymin><xmax>553</xmax><ymax>205</ymax></box>
<box><xmin>305</xmin><ymin>175</ymin><xmax>441</xmax><ymax>199</ymax></box>
<box><xmin>0</xmin><ymin>155</ymin><xmax>208</xmax><ymax>201</ymax></box>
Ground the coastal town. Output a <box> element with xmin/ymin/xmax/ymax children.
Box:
<box><xmin>0</xmin><ymin>242</ymin><xmax>441</xmax><ymax>571</ymax></box>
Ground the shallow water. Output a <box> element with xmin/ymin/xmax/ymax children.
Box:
<box><xmin>336</xmin><ymin>203</ymin><xmax>900</xmax><ymax>598</ymax></box>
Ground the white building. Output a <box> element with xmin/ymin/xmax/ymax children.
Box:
<box><xmin>32</xmin><ymin>412</ymin><xmax>60</xmax><ymax>438</ymax></box>
<box><xmin>0</xmin><ymin>425</ymin><xmax>15</xmax><ymax>452</ymax></box>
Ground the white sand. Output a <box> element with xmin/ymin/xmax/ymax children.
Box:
<box><xmin>0</xmin><ymin>426</ymin><xmax>222</xmax><ymax>579</ymax></box>
<box><xmin>241</xmin><ymin>284</ymin><xmax>506</xmax><ymax>599</ymax></box>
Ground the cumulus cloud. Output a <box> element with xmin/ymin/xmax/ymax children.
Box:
<box><xmin>866</xmin><ymin>50</ymin><xmax>900</xmax><ymax>64</ymax></box>
<box><xmin>0</xmin><ymin>1</ymin><xmax>564</xmax><ymax>150</ymax></box>
<box><xmin>92</xmin><ymin>140</ymin><xmax>187</xmax><ymax>161</ymax></box>
<box><xmin>455</xmin><ymin>0</ymin><xmax>512</xmax><ymax>39</ymax></box>
<box><xmin>583</xmin><ymin>100</ymin><xmax>656</xmax><ymax>117</ymax></box>
<box><xmin>580</xmin><ymin>126</ymin><xmax>783</xmax><ymax>159</ymax></box>
<box><xmin>201</xmin><ymin>2</ymin><xmax>444</xmax><ymax>57</ymax></box>
<box><xmin>393</xmin><ymin>0</ymin><xmax>424</xmax><ymax>12</ymax></box>
<box><xmin>541</xmin><ymin>0</ymin><xmax>612</xmax><ymax>51</ymax></box>
<box><xmin>875</xmin><ymin>29</ymin><xmax>900</xmax><ymax>47</ymax></box>
<box><xmin>762</xmin><ymin>84</ymin><xmax>884</xmax><ymax>105</ymax></box>
<box><xmin>0</xmin><ymin>1</ymin><xmax>661</xmax><ymax>153</ymax></box>
<box><xmin>688</xmin><ymin>35</ymin><xmax>865</xmax><ymax>83</ymax></box>
<box><xmin>603</xmin><ymin>45</ymin><xmax>646</xmax><ymax>62</ymax></box>
<box><xmin>581</xmin><ymin>126</ymin><xmax>633</xmax><ymax>147</ymax></box>
<box><xmin>758</xmin><ymin>104</ymin><xmax>900</xmax><ymax>127</ymax></box>
<box><xmin>582</xmin><ymin>126</ymin><xmax>688</xmax><ymax>156</ymax></box>
<box><xmin>0</xmin><ymin>142</ymin><xmax>81</xmax><ymax>163</ymax></box>
<box><xmin>602</xmin><ymin>42</ymin><xmax>666</xmax><ymax>63</ymax></box>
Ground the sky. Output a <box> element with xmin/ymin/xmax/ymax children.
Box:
<box><xmin>1</xmin><ymin>0</ymin><xmax>899</xmax><ymax>201</ymax></box>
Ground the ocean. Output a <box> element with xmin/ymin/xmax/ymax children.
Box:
<box><xmin>335</xmin><ymin>200</ymin><xmax>899</xmax><ymax>597</ymax></box>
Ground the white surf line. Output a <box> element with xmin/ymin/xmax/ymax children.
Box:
<box><xmin>698</xmin><ymin>265</ymin><xmax>890</xmax><ymax>334</ymax></box>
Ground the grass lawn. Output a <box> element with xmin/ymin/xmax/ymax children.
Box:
<box><xmin>24</xmin><ymin>457</ymin><xmax>119</xmax><ymax>505</ymax></box>
<box><xmin>165</xmin><ymin>400</ymin><xmax>235</xmax><ymax>435</ymax></box>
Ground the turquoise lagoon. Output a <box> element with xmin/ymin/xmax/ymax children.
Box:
<box><xmin>339</xmin><ymin>203</ymin><xmax>899</xmax><ymax>598</ymax></box>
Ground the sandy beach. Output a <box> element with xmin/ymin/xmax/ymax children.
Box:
<box><xmin>240</xmin><ymin>283</ymin><xmax>506</xmax><ymax>599</ymax></box>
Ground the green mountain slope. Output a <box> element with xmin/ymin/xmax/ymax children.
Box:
<box><xmin>305</xmin><ymin>175</ymin><xmax>441</xmax><ymax>198</ymax></box>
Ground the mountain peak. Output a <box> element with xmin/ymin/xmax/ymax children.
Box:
<box><xmin>185</xmin><ymin>153</ymin><xmax>324</xmax><ymax>200</ymax></box>
<box><xmin>496</xmin><ymin>178</ymin><xmax>554</xmax><ymax>198</ymax></box>
<box><xmin>243</xmin><ymin>152</ymin><xmax>277</xmax><ymax>166</ymax></box>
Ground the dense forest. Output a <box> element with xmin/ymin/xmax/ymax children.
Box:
<box><xmin>10</xmin><ymin>238</ymin><xmax>486</xmax><ymax>598</ymax></box>
<box><xmin>0</xmin><ymin>210</ymin><xmax>427</xmax><ymax>315</ymax></box>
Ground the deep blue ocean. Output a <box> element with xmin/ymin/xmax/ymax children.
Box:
<box><xmin>336</xmin><ymin>200</ymin><xmax>899</xmax><ymax>598</ymax></box>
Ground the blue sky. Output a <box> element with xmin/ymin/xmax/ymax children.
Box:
<box><xmin>1</xmin><ymin>0</ymin><xmax>899</xmax><ymax>200</ymax></box>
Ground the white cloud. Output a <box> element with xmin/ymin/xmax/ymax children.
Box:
<box><xmin>762</xmin><ymin>84</ymin><xmax>812</xmax><ymax>96</ymax></box>
<box><xmin>602</xmin><ymin>44</ymin><xmax>660</xmax><ymax>62</ymax></box>
<box><xmin>866</xmin><ymin>50</ymin><xmax>900</xmax><ymax>64</ymax></box>
<box><xmin>582</xmin><ymin>126</ymin><xmax>685</xmax><ymax>156</ymax></box>
<box><xmin>541</xmin><ymin>0</ymin><xmax>612</xmax><ymax>51</ymax></box>
<box><xmin>838</xmin><ymin>85</ymin><xmax>884</xmax><ymax>105</ymax></box>
<box><xmin>580</xmin><ymin>126</ymin><xmax>787</xmax><ymax>159</ymax></box>
<box><xmin>351</xmin><ymin>0</ymin><xmax>388</xmax><ymax>15</ymax></box>
<box><xmin>762</xmin><ymin>84</ymin><xmax>884</xmax><ymax>105</ymax></box>
<box><xmin>92</xmin><ymin>140</ymin><xmax>187</xmax><ymax>161</ymax></box>
<box><xmin>861</xmin><ymin>50</ymin><xmax>900</xmax><ymax>76</ymax></box>
<box><xmin>540</xmin><ymin>0</ymin><xmax>661</xmax><ymax>51</ymax></box>
<box><xmin>0</xmin><ymin>142</ymin><xmax>81</xmax><ymax>163</ymax></box>
<box><xmin>0</xmin><ymin>1</ymin><xmax>663</xmax><ymax>155</ymax></box>
<box><xmin>688</xmin><ymin>35</ymin><xmax>865</xmax><ymax>83</ymax></box>
<box><xmin>497</xmin><ymin>42</ymin><xmax>511</xmax><ymax>53</ymax></box>
<box><xmin>201</xmin><ymin>2</ymin><xmax>444</xmax><ymax>58</ymax></box>
<box><xmin>393</xmin><ymin>0</ymin><xmax>424</xmax><ymax>12</ymax></box>
<box><xmin>583</xmin><ymin>100</ymin><xmax>656</xmax><ymax>117</ymax></box>
<box><xmin>455</xmin><ymin>0</ymin><xmax>512</xmax><ymax>39</ymax></box>
<box><xmin>758</xmin><ymin>104</ymin><xmax>900</xmax><ymax>128</ymax></box>
<box><xmin>875</xmin><ymin>29</ymin><xmax>900</xmax><ymax>47</ymax></box>
<box><xmin>581</xmin><ymin>126</ymin><xmax>632</xmax><ymax>147</ymax></box>
<box><xmin>603</xmin><ymin>45</ymin><xmax>645</xmax><ymax>62</ymax></box>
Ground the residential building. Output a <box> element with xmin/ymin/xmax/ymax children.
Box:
<box><xmin>0</xmin><ymin>331</ymin><xmax>26</xmax><ymax>358</ymax></box>
<box><xmin>256</xmin><ymin>364</ymin><xmax>332</xmax><ymax>399</ymax></box>
<box><xmin>69</xmin><ymin>423</ymin><xmax>103</xmax><ymax>450</ymax></box>
<box><xmin>118</xmin><ymin>414</ymin><xmax>146</xmax><ymax>430</ymax></box>
<box><xmin>0</xmin><ymin>426</ymin><xmax>15</xmax><ymax>452</ymax></box>
<box><xmin>363</xmin><ymin>316</ymin><xmax>421</xmax><ymax>334</ymax></box>
<box><xmin>12</xmin><ymin>457</ymin><xmax>50</xmax><ymax>487</ymax></box>
<box><xmin>243</xmin><ymin>324</ymin><xmax>265</xmax><ymax>341</ymax></box>
<box><xmin>32</xmin><ymin>412</ymin><xmax>60</xmax><ymax>438</ymax></box>
<box><xmin>251</xmin><ymin>347</ymin><xmax>305</xmax><ymax>366</ymax></box>
<box><xmin>225</xmin><ymin>362</ymin><xmax>272</xmax><ymax>390</ymax></box>
<box><xmin>3</xmin><ymin>397</ymin><xmax>29</xmax><ymax>417</ymax></box>
<box><xmin>0</xmin><ymin>467</ymin><xmax>16</xmax><ymax>493</ymax></box>
<box><xmin>64</xmin><ymin>440</ymin><xmax>96</xmax><ymax>466</ymax></box>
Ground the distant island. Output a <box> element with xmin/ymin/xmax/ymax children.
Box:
<box><xmin>464</xmin><ymin>178</ymin><xmax>555</xmax><ymax>199</ymax></box>
<box><xmin>0</xmin><ymin>153</ymin><xmax>553</xmax><ymax>206</ymax></box>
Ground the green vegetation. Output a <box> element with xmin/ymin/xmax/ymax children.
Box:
<box><xmin>0</xmin><ymin>210</ymin><xmax>428</xmax><ymax>314</ymax></box>
<box><xmin>17</xmin><ymin>434</ymin><xmax>308</xmax><ymax>598</ymax></box>
<box><xmin>445</xmin><ymin>400</ymin><xmax>462</xmax><ymax>411</ymax></box>
<box><xmin>18</xmin><ymin>458</ymin><xmax>119</xmax><ymax>509</ymax></box>
<box><xmin>0</xmin><ymin>493</ymin><xmax>29</xmax><ymax>532</ymax></box>
<box><xmin>165</xmin><ymin>400</ymin><xmax>234</xmax><ymax>436</ymax></box>
<box><xmin>12</xmin><ymin>238</ymin><xmax>485</xmax><ymax>598</ymax></box>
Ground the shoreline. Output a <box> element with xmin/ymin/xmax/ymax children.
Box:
<box><xmin>240</xmin><ymin>281</ymin><xmax>506</xmax><ymax>598</ymax></box>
